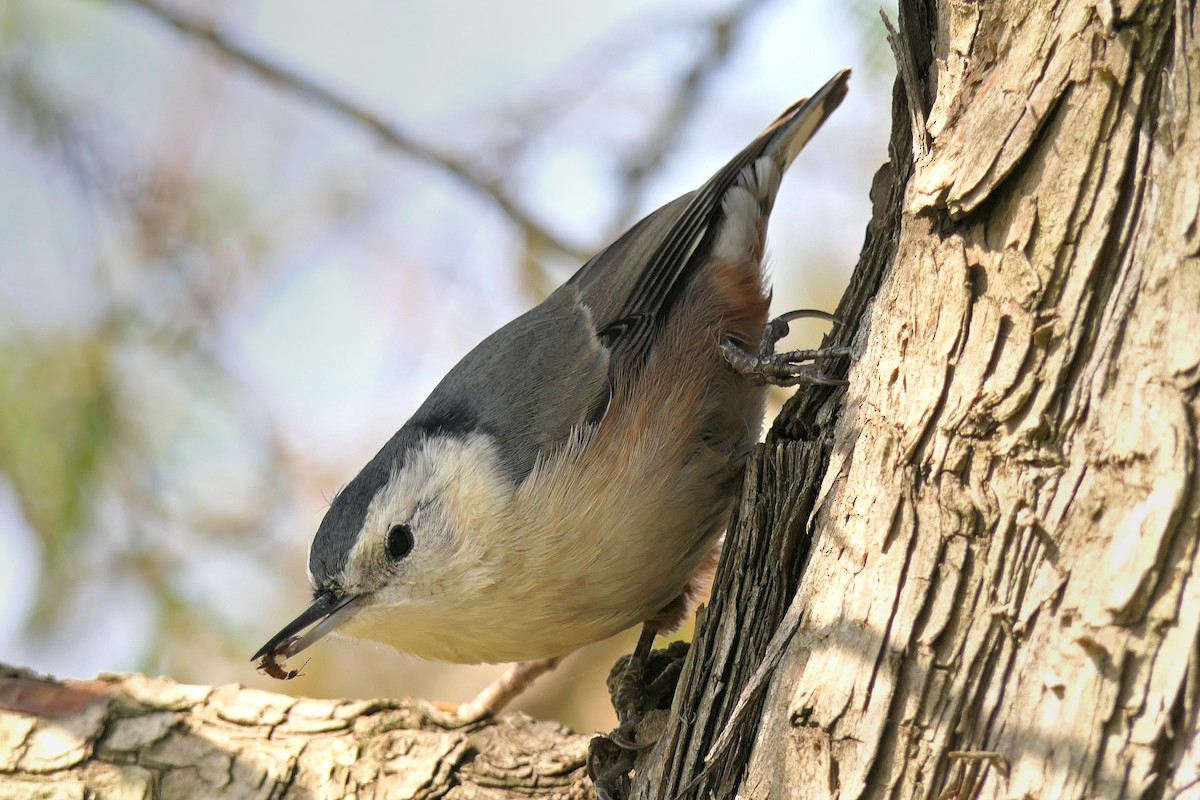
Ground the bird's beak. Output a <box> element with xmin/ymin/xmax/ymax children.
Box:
<box><xmin>252</xmin><ymin>590</ymin><xmax>364</xmax><ymax>674</ymax></box>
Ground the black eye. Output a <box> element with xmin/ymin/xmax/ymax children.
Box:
<box><xmin>386</xmin><ymin>524</ymin><xmax>414</xmax><ymax>561</ymax></box>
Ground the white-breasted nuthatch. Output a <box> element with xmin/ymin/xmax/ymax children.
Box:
<box><xmin>254</xmin><ymin>69</ymin><xmax>851</xmax><ymax>716</ymax></box>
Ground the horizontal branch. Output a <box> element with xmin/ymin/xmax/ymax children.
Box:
<box><xmin>0</xmin><ymin>664</ymin><xmax>590</xmax><ymax>798</ymax></box>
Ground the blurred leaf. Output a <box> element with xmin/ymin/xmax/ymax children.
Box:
<box><xmin>0</xmin><ymin>335</ymin><xmax>116</xmax><ymax>629</ymax></box>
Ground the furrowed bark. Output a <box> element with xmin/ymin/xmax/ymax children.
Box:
<box><xmin>635</xmin><ymin>0</ymin><xmax>1200</xmax><ymax>797</ymax></box>
<box><xmin>0</xmin><ymin>665</ymin><xmax>590</xmax><ymax>799</ymax></box>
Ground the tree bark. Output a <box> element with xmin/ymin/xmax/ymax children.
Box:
<box><xmin>3</xmin><ymin>1</ymin><xmax>1198</xmax><ymax>799</ymax></box>
<box><xmin>636</xmin><ymin>0</ymin><xmax>1200</xmax><ymax>798</ymax></box>
<box><xmin>0</xmin><ymin>665</ymin><xmax>590</xmax><ymax>799</ymax></box>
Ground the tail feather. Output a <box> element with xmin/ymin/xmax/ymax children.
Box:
<box><xmin>713</xmin><ymin>68</ymin><xmax>850</xmax><ymax>263</ymax></box>
<box><xmin>568</xmin><ymin>69</ymin><xmax>851</xmax><ymax>365</ymax></box>
<box><xmin>761</xmin><ymin>68</ymin><xmax>851</xmax><ymax>172</ymax></box>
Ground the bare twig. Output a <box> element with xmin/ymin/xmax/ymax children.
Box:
<box><xmin>0</xmin><ymin>54</ymin><xmax>116</xmax><ymax>199</ymax></box>
<box><xmin>107</xmin><ymin>0</ymin><xmax>588</xmax><ymax>261</ymax></box>
<box><xmin>610</xmin><ymin>0</ymin><xmax>772</xmax><ymax>232</ymax></box>
<box><xmin>880</xmin><ymin>9</ymin><xmax>930</xmax><ymax>157</ymax></box>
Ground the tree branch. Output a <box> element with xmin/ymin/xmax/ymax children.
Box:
<box><xmin>108</xmin><ymin>0</ymin><xmax>589</xmax><ymax>261</ymax></box>
<box><xmin>609</xmin><ymin>0</ymin><xmax>772</xmax><ymax>232</ymax></box>
<box><xmin>0</xmin><ymin>664</ymin><xmax>591</xmax><ymax>799</ymax></box>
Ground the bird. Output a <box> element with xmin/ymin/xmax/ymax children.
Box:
<box><xmin>254</xmin><ymin>68</ymin><xmax>851</xmax><ymax>723</ymax></box>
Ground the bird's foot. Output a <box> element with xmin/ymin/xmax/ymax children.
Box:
<box><xmin>587</xmin><ymin>637</ymin><xmax>689</xmax><ymax>799</ymax></box>
<box><xmin>723</xmin><ymin>308</ymin><xmax>850</xmax><ymax>387</ymax></box>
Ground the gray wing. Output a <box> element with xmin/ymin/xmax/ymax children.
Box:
<box><xmin>407</xmin><ymin>285</ymin><xmax>610</xmax><ymax>482</ymax></box>
<box><xmin>407</xmin><ymin>69</ymin><xmax>849</xmax><ymax>484</ymax></box>
<box><xmin>568</xmin><ymin>68</ymin><xmax>851</xmax><ymax>363</ymax></box>
<box><xmin>310</xmin><ymin>288</ymin><xmax>607</xmax><ymax>581</ymax></box>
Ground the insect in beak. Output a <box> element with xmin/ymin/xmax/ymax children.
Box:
<box><xmin>252</xmin><ymin>590</ymin><xmax>364</xmax><ymax>679</ymax></box>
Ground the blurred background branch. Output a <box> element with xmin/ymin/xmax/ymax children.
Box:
<box><xmin>111</xmin><ymin>0</ymin><xmax>592</xmax><ymax>262</ymax></box>
<box><xmin>0</xmin><ymin>0</ymin><xmax>892</xmax><ymax>731</ymax></box>
<box><xmin>607</xmin><ymin>0</ymin><xmax>767</xmax><ymax>232</ymax></box>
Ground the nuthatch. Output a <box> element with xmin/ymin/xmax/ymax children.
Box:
<box><xmin>254</xmin><ymin>69</ymin><xmax>851</xmax><ymax>718</ymax></box>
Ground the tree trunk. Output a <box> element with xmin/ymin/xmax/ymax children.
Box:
<box><xmin>3</xmin><ymin>1</ymin><xmax>1198</xmax><ymax>798</ymax></box>
<box><xmin>637</xmin><ymin>0</ymin><xmax>1200</xmax><ymax>798</ymax></box>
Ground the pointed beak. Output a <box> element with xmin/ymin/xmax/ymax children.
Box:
<box><xmin>252</xmin><ymin>590</ymin><xmax>364</xmax><ymax>674</ymax></box>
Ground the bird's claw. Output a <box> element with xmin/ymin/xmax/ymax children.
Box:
<box><xmin>724</xmin><ymin>308</ymin><xmax>851</xmax><ymax>387</ymax></box>
<box><xmin>608</xmin><ymin>723</ymin><xmax>658</xmax><ymax>751</ymax></box>
<box><xmin>588</xmin><ymin>639</ymin><xmax>690</xmax><ymax>798</ymax></box>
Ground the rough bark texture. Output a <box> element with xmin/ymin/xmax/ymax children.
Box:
<box><xmin>0</xmin><ymin>665</ymin><xmax>590</xmax><ymax>798</ymax></box>
<box><xmin>4</xmin><ymin>1</ymin><xmax>1199</xmax><ymax>798</ymax></box>
<box><xmin>637</xmin><ymin>0</ymin><xmax>1200</xmax><ymax>797</ymax></box>
<box><xmin>629</xmin><ymin>46</ymin><xmax>913</xmax><ymax>800</ymax></box>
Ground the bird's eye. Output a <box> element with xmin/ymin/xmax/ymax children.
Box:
<box><xmin>387</xmin><ymin>524</ymin><xmax>414</xmax><ymax>561</ymax></box>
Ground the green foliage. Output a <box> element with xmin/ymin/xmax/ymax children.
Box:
<box><xmin>0</xmin><ymin>336</ymin><xmax>116</xmax><ymax>628</ymax></box>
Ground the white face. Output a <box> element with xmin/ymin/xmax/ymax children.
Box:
<box><xmin>327</xmin><ymin>434</ymin><xmax>515</xmax><ymax>649</ymax></box>
<box><xmin>264</xmin><ymin>431</ymin><xmax>542</xmax><ymax>666</ymax></box>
